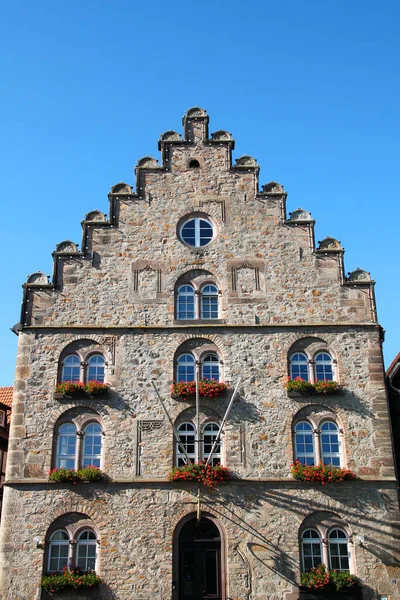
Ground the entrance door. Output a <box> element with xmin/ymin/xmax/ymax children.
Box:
<box><xmin>179</xmin><ymin>518</ymin><xmax>222</xmax><ymax>600</ymax></box>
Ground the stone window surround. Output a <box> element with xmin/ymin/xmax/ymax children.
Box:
<box><xmin>176</xmin><ymin>211</ymin><xmax>219</xmax><ymax>250</ymax></box>
<box><xmin>175</xmin><ymin>420</ymin><xmax>222</xmax><ymax>467</ymax></box>
<box><xmin>58</xmin><ymin>343</ymin><xmax>108</xmax><ymax>384</ymax></box>
<box><xmin>299</xmin><ymin>522</ymin><xmax>355</xmax><ymax>574</ymax></box>
<box><xmin>175</xmin><ymin>407</ymin><xmax>225</xmax><ymax>466</ymax></box>
<box><xmin>53</xmin><ymin>412</ymin><xmax>105</xmax><ymax>471</ymax></box>
<box><xmin>176</xmin><ymin>282</ymin><xmax>221</xmax><ymax>321</ymax></box>
<box><xmin>46</xmin><ymin>521</ymin><xmax>100</xmax><ymax>573</ymax></box>
<box><xmin>288</xmin><ymin>342</ymin><xmax>339</xmax><ymax>384</ymax></box>
<box><xmin>292</xmin><ymin>410</ymin><xmax>345</xmax><ymax>468</ymax></box>
<box><xmin>174</xmin><ymin>344</ymin><xmax>224</xmax><ymax>383</ymax></box>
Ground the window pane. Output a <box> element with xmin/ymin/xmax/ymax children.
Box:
<box><xmin>177</xmin><ymin>285</ymin><xmax>195</xmax><ymax>319</ymax></box>
<box><xmin>177</xmin><ymin>354</ymin><xmax>195</xmax><ymax>382</ymax></box>
<box><xmin>203</xmin><ymin>422</ymin><xmax>221</xmax><ymax>466</ymax></box>
<box><xmin>177</xmin><ymin>422</ymin><xmax>196</xmax><ymax>466</ymax></box>
<box><xmin>202</xmin><ymin>354</ymin><xmax>220</xmax><ymax>382</ymax></box>
<box><xmin>302</xmin><ymin>530</ymin><xmax>322</xmax><ymax>571</ymax></box>
<box><xmin>56</xmin><ymin>423</ymin><xmax>76</xmax><ymax>469</ymax></box>
<box><xmin>62</xmin><ymin>355</ymin><xmax>80</xmax><ymax>382</ymax></box>
<box><xmin>180</xmin><ymin>218</ymin><xmax>213</xmax><ymax>247</ymax></box>
<box><xmin>83</xmin><ymin>423</ymin><xmax>102</xmax><ymax>467</ymax></box>
<box><xmin>315</xmin><ymin>352</ymin><xmax>333</xmax><ymax>381</ymax></box>
<box><xmin>87</xmin><ymin>355</ymin><xmax>105</xmax><ymax>383</ymax></box>
<box><xmin>201</xmin><ymin>285</ymin><xmax>219</xmax><ymax>319</ymax></box>
<box><xmin>290</xmin><ymin>353</ymin><xmax>309</xmax><ymax>381</ymax></box>
<box><xmin>329</xmin><ymin>529</ymin><xmax>349</xmax><ymax>571</ymax></box>
<box><xmin>320</xmin><ymin>421</ymin><xmax>340</xmax><ymax>465</ymax></box>
<box><xmin>295</xmin><ymin>422</ymin><xmax>315</xmax><ymax>465</ymax></box>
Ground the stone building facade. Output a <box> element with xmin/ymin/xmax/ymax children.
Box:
<box><xmin>0</xmin><ymin>107</ymin><xmax>399</xmax><ymax>600</ymax></box>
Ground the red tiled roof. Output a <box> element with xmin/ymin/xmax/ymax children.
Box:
<box><xmin>0</xmin><ymin>387</ymin><xmax>13</xmax><ymax>409</ymax></box>
<box><xmin>386</xmin><ymin>352</ymin><xmax>400</xmax><ymax>378</ymax></box>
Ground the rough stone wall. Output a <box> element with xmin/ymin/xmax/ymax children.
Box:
<box><xmin>0</xmin><ymin>108</ymin><xmax>399</xmax><ymax>600</ymax></box>
<box><xmin>1</xmin><ymin>482</ymin><xmax>399</xmax><ymax>600</ymax></box>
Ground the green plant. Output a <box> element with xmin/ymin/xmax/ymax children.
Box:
<box><xmin>313</xmin><ymin>380</ymin><xmax>343</xmax><ymax>395</ymax></box>
<box><xmin>285</xmin><ymin>378</ymin><xmax>343</xmax><ymax>395</ymax></box>
<box><xmin>41</xmin><ymin>568</ymin><xmax>100</xmax><ymax>594</ymax></box>
<box><xmin>171</xmin><ymin>380</ymin><xmax>228</xmax><ymax>398</ymax></box>
<box><xmin>49</xmin><ymin>466</ymin><xmax>104</xmax><ymax>484</ymax></box>
<box><xmin>77</xmin><ymin>466</ymin><xmax>104</xmax><ymax>482</ymax></box>
<box><xmin>300</xmin><ymin>564</ymin><xmax>331</xmax><ymax>590</ymax></box>
<box><xmin>55</xmin><ymin>380</ymin><xmax>109</xmax><ymax>397</ymax></box>
<box><xmin>168</xmin><ymin>462</ymin><xmax>230</xmax><ymax>489</ymax></box>
<box><xmin>291</xmin><ymin>461</ymin><xmax>356</xmax><ymax>484</ymax></box>
<box><xmin>48</xmin><ymin>467</ymin><xmax>81</xmax><ymax>484</ymax></box>
<box><xmin>330</xmin><ymin>570</ymin><xmax>359</xmax><ymax>591</ymax></box>
<box><xmin>285</xmin><ymin>377</ymin><xmax>314</xmax><ymax>393</ymax></box>
<box><xmin>300</xmin><ymin>564</ymin><xmax>359</xmax><ymax>592</ymax></box>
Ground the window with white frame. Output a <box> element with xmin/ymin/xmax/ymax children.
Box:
<box><xmin>328</xmin><ymin>529</ymin><xmax>350</xmax><ymax>571</ymax></box>
<box><xmin>290</xmin><ymin>353</ymin><xmax>309</xmax><ymax>381</ymax></box>
<box><xmin>300</xmin><ymin>525</ymin><xmax>351</xmax><ymax>573</ymax></box>
<box><xmin>201</xmin><ymin>284</ymin><xmax>219</xmax><ymax>319</ymax></box>
<box><xmin>55</xmin><ymin>420</ymin><xmax>103</xmax><ymax>470</ymax></box>
<box><xmin>175</xmin><ymin>421</ymin><xmax>222</xmax><ymax>467</ymax></box>
<box><xmin>294</xmin><ymin>422</ymin><xmax>315</xmax><ymax>466</ymax></box>
<box><xmin>301</xmin><ymin>529</ymin><xmax>322</xmax><ymax>571</ymax></box>
<box><xmin>48</xmin><ymin>530</ymin><xmax>70</xmax><ymax>572</ymax></box>
<box><xmin>77</xmin><ymin>530</ymin><xmax>98</xmax><ymax>571</ymax></box>
<box><xmin>61</xmin><ymin>355</ymin><xmax>81</xmax><ymax>382</ymax></box>
<box><xmin>315</xmin><ymin>352</ymin><xmax>334</xmax><ymax>381</ymax></box>
<box><xmin>180</xmin><ymin>217</ymin><xmax>214</xmax><ymax>247</ymax></box>
<box><xmin>47</xmin><ymin>528</ymin><xmax>98</xmax><ymax>573</ymax></box>
<box><xmin>289</xmin><ymin>350</ymin><xmax>336</xmax><ymax>383</ymax></box>
<box><xmin>294</xmin><ymin>419</ymin><xmax>342</xmax><ymax>466</ymax></box>
<box><xmin>202</xmin><ymin>353</ymin><xmax>220</xmax><ymax>381</ymax></box>
<box><xmin>176</xmin><ymin>352</ymin><xmax>222</xmax><ymax>383</ymax></box>
<box><xmin>60</xmin><ymin>347</ymin><xmax>106</xmax><ymax>385</ymax></box>
<box><xmin>87</xmin><ymin>355</ymin><xmax>105</xmax><ymax>383</ymax></box>
<box><xmin>176</xmin><ymin>354</ymin><xmax>196</xmax><ymax>382</ymax></box>
<box><xmin>176</xmin><ymin>282</ymin><xmax>219</xmax><ymax>321</ymax></box>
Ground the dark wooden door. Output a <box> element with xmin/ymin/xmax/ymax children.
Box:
<box><xmin>179</xmin><ymin>519</ymin><xmax>222</xmax><ymax>600</ymax></box>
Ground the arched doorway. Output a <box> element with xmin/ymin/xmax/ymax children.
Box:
<box><xmin>178</xmin><ymin>517</ymin><xmax>222</xmax><ymax>600</ymax></box>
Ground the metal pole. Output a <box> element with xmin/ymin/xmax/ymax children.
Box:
<box><xmin>196</xmin><ymin>360</ymin><xmax>201</xmax><ymax>464</ymax></box>
<box><xmin>205</xmin><ymin>377</ymin><xmax>242</xmax><ymax>468</ymax></box>
<box><xmin>151</xmin><ymin>380</ymin><xmax>191</xmax><ymax>464</ymax></box>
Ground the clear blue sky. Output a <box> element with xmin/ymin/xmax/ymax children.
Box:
<box><xmin>1</xmin><ymin>1</ymin><xmax>399</xmax><ymax>385</ymax></box>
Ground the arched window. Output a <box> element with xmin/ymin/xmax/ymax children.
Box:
<box><xmin>87</xmin><ymin>355</ymin><xmax>105</xmax><ymax>383</ymax></box>
<box><xmin>189</xmin><ymin>159</ymin><xmax>200</xmax><ymax>168</ymax></box>
<box><xmin>328</xmin><ymin>529</ymin><xmax>350</xmax><ymax>571</ymax></box>
<box><xmin>321</xmin><ymin>421</ymin><xmax>340</xmax><ymax>466</ymax></box>
<box><xmin>77</xmin><ymin>530</ymin><xmax>98</xmax><ymax>572</ymax></box>
<box><xmin>295</xmin><ymin>422</ymin><xmax>315</xmax><ymax>465</ymax></box>
<box><xmin>177</xmin><ymin>285</ymin><xmax>195</xmax><ymax>320</ymax></box>
<box><xmin>82</xmin><ymin>423</ymin><xmax>103</xmax><ymax>467</ymax></box>
<box><xmin>301</xmin><ymin>529</ymin><xmax>322</xmax><ymax>571</ymax></box>
<box><xmin>176</xmin><ymin>422</ymin><xmax>196</xmax><ymax>466</ymax></box>
<box><xmin>290</xmin><ymin>353</ymin><xmax>309</xmax><ymax>381</ymax></box>
<box><xmin>315</xmin><ymin>352</ymin><xmax>333</xmax><ymax>381</ymax></box>
<box><xmin>203</xmin><ymin>422</ymin><xmax>221</xmax><ymax>466</ymax></box>
<box><xmin>180</xmin><ymin>217</ymin><xmax>214</xmax><ymax>247</ymax></box>
<box><xmin>202</xmin><ymin>354</ymin><xmax>220</xmax><ymax>381</ymax></box>
<box><xmin>56</xmin><ymin>423</ymin><xmax>77</xmax><ymax>469</ymax></box>
<box><xmin>62</xmin><ymin>355</ymin><xmax>80</xmax><ymax>382</ymax></box>
<box><xmin>201</xmin><ymin>284</ymin><xmax>219</xmax><ymax>319</ymax></box>
<box><xmin>48</xmin><ymin>530</ymin><xmax>69</xmax><ymax>572</ymax></box>
<box><xmin>177</xmin><ymin>354</ymin><xmax>196</xmax><ymax>382</ymax></box>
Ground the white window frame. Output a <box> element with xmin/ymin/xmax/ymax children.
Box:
<box><xmin>48</xmin><ymin>530</ymin><xmax>70</xmax><ymax>573</ymax></box>
<box><xmin>76</xmin><ymin>529</ymin><xmax>98</xmax><ymax>572</ymax></box>
<box><xmin>301</xmin><ymin>529</ymin><xmax>323</xmax><ymax>571</ymax></box>
<box><xmin>179</xmin><ymin>217</ymin><xmax>214</xmax><ymax>248</ymax></box>
<box><xmin>176</xmin><ymin>285</ymin><xmax>196</xmax><ymax>320</ymax></box>
<box><xmin>328</xmin><ymin>528</ymin><xmax>350</xmax><ymax>572</ymax></box>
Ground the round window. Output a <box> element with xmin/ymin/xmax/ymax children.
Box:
<box><xmin>180</xmin><ymin>217</ymin><xmax>214</xmax><ymax>247</ymax></box>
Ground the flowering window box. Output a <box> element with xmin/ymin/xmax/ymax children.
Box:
<box><xmin>291</xmin><ymin>462</ymin><xmax>355</xmax><ymax>484</ymax></box>
<box><xmin>171</xmin><ymin>380</ymin><xmax>228</xmax><ymax>400</ymax></box>
<box><xmin>299</xmin><ymin>565</ymin><xmax>361</xmax><ymax>599</ymax></box>
<box><xmin>286</xmin><ymin>378</ymin><xmax>343</xmax><ymax>396</ymax></box>
<box><xmin>41</xmin><ymin>568</ymin><xmax>100</xmax><ymax>595</ymax></box>
<box><xmin>49</xmin><ymin>466</ymin><xmax>105</xmax><ymax>484</ymax></box>
<box><xmin>54</xmin><ymin>381</ymin><xmax>109</xmax><ymax>400</ymax></box>
<box><xmin>168</xmin><ymin>462</ymin><xmax>230</xmax><ymax>489</ymax></box>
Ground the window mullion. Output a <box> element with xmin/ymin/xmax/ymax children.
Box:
<box><xmin>195</xmin><ymin>219</ymin><xmax>200</xmax><ymax>246</ymax></box>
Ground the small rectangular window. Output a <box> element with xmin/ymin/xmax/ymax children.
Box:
<box><xmin>0</xmin><ymin>411</ymin><xmax>5</xmax><ymax>427</ymax></box>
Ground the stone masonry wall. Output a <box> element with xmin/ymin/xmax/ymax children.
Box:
<box><xmin>1</xmin><ymin>108</ymin><xmax>398</xmax><ymax>600</ymax></box>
